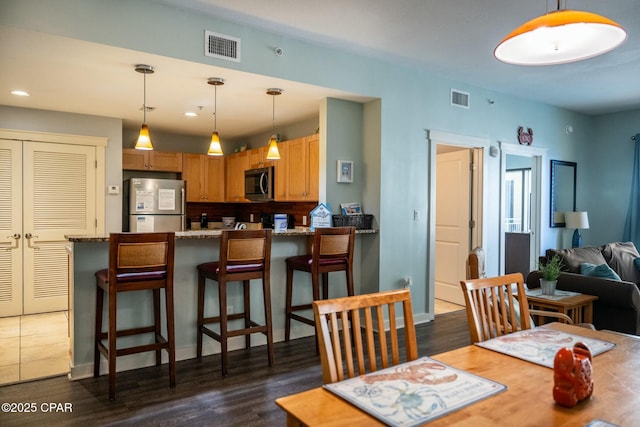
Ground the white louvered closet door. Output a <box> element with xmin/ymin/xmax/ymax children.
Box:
<box><xmin>0</xmin><ymin>139</ymin><xmax>23</xmax><ymax>317</ymax></box>
<box><xmin>22</xmin><ymin>141</ymin><xmax>96</xmax><ymax>314</ymax></box>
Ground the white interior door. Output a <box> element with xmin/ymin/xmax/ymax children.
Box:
<box><xmin>0</xmin><ymin>139</ymin><xmax>23</xmax><ymax>317</ymax></box>
<box><xmin>0</xmin><ymin>138</ymin><xmax>96</xmax><ymax>316</ymax></box>
<box><xmin>22</xmin><ymin>141</ymin><xmax>96</xmax><ymax>314</ymax></box>
<box><xmin>435</xmin><ymin>148</ymin><xmax>471</xmax><ymax>305</ymax></box>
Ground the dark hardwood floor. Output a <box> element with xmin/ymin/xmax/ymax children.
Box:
<box><xmin>1</xmin><ymin>310</ymin><xmax>469</xmax><ymax>427</ymax></box>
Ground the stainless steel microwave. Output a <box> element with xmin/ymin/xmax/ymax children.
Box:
<box><xmin>244</xmin><ymin>166</ymin><xmax>274</xmax><ymax>201</ymax></box>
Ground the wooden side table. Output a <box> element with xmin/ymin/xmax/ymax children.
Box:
<box><xmin>526</xmin><ymin>289</ymin><xmax>598</xmax><ymax>324</ymax></box>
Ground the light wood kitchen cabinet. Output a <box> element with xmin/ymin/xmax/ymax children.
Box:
<box><xmin>182</xmin><ymin>153</ymin><xmax>225</xmax><ymax>202</ymax></box>
<box><xmin>122</xmin><ymin>148</ymin><xmax>183</xmax><ymax>172</ymax></box>
<box><xmin>249</xmin><ymin>146</ymin><xmax>276</xmax><ymax>169</ymax></box>
<box><xmin>225</xmin><ymin>150</ymin><xmax>250</xmax><ymax>202</ymax></box>
<box><xmin>276</xmin><ymin>134</ymin><xmax>319</xmax><ymax>201</ymax></box>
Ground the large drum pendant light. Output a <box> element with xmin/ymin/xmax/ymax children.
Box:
<box><xmin>266</xmin><ymin>88</ymin><xmax>282</xmax><ymax>160</ymax></box>
<box><xmin>207</xmin><ymin>77</ymin><xmax>224</xmax><ymax>156</ymax></box>
<box><xmin>134</xmin><ymin>64</ymin><xmax>154</xmax><ymax>150</ymax></box>
<box><xmin>494</xmin><ymin>2</ymin><xmax>626</xmax><ymax>66</ymax></box>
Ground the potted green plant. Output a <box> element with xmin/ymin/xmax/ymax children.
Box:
<box><xmin>539</xmin><ymin>254</ymin><xmax>563</xmax><ymax>295</ymax></box>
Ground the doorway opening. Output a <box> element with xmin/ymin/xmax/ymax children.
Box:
<box><xmin>499</xmin><ymin>142</ymin><xmax>546</xmax><ymax>276</ymax></box>
<box><xmin>427</xmin><ymin>130</ymin><xmax>488</xmax><ymax>314</ymax></box>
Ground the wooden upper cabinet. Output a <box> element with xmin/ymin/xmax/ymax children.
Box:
<box><xmin>122</xmin><ymin>149</ymin><xmax>183</xmax><ymax>172</ymax></box>
<box><xmin>276</xmin><ymin>134</ymin><xmax>319</xmax><ymax>201</ymax></box>
<box><xmin>248</xmin><ymin>146</ymin><xmax>274</xmax><ymax>169</ymax></box>
<box><xmin>225</xmin><ymin>151</ymin><xmax>250</xmax><ymax>202</ymax></box>
<box><xmin>182</xmin><ymin>153</ymin><xmax>225</xmax><ymax>202</ymax></box>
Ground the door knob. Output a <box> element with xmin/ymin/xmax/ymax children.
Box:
<box><xmin>7</xmin><ymin>233</ymin><xmax>20</xmax><ymax>239</ymax></box>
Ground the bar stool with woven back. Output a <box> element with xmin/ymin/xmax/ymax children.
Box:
<box><xmin>196</xmin><ymin>229</ymin><xmax>274</xmax><ymax>376</ymax></box>
<box><xmin>285</xmin><ymin>226</ymin><xmax>355</xmax><ymax>342</ymax></box>
<box><xmin>93</xmin><ymin>232</ymin><xmax>176</xmax><ymax>400</ymax></box>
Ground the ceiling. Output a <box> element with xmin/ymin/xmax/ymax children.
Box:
<box><xmin>2</xmin><ymin>0</ymin><xmax>639</xmax><ymax>140</ymax></box>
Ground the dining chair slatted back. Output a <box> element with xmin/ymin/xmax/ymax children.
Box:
<box><xmin>460</xmin><ymin>273</ymin><xmax>533</xmax><ymax>343</ymax></box>
<box><xmin>312</xmin><ymin>289</ymin><xmax>418</xmax><ymax>384</ymax></box>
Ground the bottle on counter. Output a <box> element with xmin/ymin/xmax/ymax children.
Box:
<box><xmin>200</xmin><ymin>213</ymin><xmax>208</xmax><ymax>229</ymax></box>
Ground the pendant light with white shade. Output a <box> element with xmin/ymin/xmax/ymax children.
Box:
<box><xmin>134</xmin><ymin>64</ymin><xmax>154</xmax><ymax>150</ymax></box>
<box><xmin>207</xmin><ymin>77</ymin><xmax>224</xmax><ymax>156</ymax></box>
<box><xmin>494</xmin><ymin>1</ymin><xmax>626</xmax><ymax>66</ymax></box>
<box><xmin>266</xmin><ymin>88</ymin><xmax>282</xmax><ymax>160</ymax></box>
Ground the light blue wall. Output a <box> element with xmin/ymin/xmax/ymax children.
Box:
<box><xmin>2</xmin><ymin>0</ymin><xmax>638</xmax><ymax>317</ymax></box>
<box><xmin>584</xmin><ymin>109</ymin><xmax>640</xmax><ymax>246</ymax></box>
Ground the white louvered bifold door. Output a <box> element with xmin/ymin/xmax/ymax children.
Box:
<box><xmin>22</xmin><ymin>142</ymin><xmax>96</xmax><ymax>314</ymax></box>
<box><xmin>0</xmin><ymin>140</ymin><xmax>23</xmax><ymax>317</ymax></box>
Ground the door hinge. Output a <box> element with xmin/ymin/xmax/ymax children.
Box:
<box><xmin>470</xmin><ymin>162</ymin><xmax>476</xmax><ymax>171</ymax></box>
<box><xmin>469</xmin><ymin>219</ymin><xmax>476</xmax><ymax>228</ymax></box>
<box><xmin>95</xmin><ymin>159</ymin><xmax>98</xmax><ymax>169</ymax></box>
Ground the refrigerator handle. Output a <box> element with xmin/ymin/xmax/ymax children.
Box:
<box><xmin>181</xmin><ymin>187</ymin><xmax>186</xmax><ymax>231</ymax></box>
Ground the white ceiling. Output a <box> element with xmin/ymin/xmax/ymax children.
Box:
<box><xmin>2</xmin><ymin>0</ymin><xmax>639</xmax><ymax>139</ymax></box>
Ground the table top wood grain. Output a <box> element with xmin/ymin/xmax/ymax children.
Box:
<box><xmin>275</xmin><ymin>323</ymin><xmax>639</xmax><ymax>426</ymax></box>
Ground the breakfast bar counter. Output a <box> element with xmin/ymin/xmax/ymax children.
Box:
<box><xmin>65</xmin><ymin>228</ymin><xmax>376</xmax><ymax>380</ymax></box>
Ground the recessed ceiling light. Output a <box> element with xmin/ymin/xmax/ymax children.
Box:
<box><xmin>11</xmin><ymin>90</ymin><xmax>30</xmax><ymax>97</ymax></box>
<box><xmin>184</xmin><ymin>111</ymin><xmax>198</xmax><ymax>117</ymax></box>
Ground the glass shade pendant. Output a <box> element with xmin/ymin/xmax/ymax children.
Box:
<box><xmin>134</xmin><ymin>64</ymin><xmax>154</xmax><ymax>150</ymax></box>
<box><xmin>495</xmin><ymin>4</ymin><xmax>626</xmax><ymax>66</ymax></box>
<box><xmin>266</xmin><ymin>88</ymin><xmax>282</xmax><ymax>160</ymax></box>
<box><xmin>207</xmin><ymin>77</ymin><xmax>224</xmax><ymax>156</ymax></box>
<box><xmin>208</xmin><ymin>131</ymin><xmax>223</xmax><ymax>156</ymax></box>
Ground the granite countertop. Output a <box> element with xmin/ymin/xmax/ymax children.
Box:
<box><xmin>66</xmin><ymin>228</ymin><xmax>378</xmax><ymax>242</ymax></box>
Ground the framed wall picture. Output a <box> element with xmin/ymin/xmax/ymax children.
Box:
<box><xmin>337</xmin><ymin>160</ymin><xmax>353</xmax><ymax>183</ymax></box>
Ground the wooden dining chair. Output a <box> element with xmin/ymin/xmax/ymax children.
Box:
<box><xmin>460</xmin><ymin>272</ymin><xmax>578</xmax><ymax>344</ymax></box>
<box><xmin>467</xmin><ymin>247</ymin><xmax>486</xmax><ymax>279</ymax></box>
<box><xmin>312</xmin><ymin>288</ymin><xmax>418</xmax><ymax>384</ymax></box>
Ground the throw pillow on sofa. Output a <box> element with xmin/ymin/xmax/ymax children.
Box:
<box><xmin>580</xmin><ymin>263</ymin><xmax>622</xmax><ymax>281</ymax></box>
<box><xmin>546</xmin><ymin>246</ymin><xmax>607</xmax><ymax>274</ymax></box>
<box><xmin>602</xmin><ymin>242</ymin><xmax>640</xmax><ymax>284</ymax></box>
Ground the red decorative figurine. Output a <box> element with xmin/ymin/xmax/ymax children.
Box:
<box><xmin>553</xmin><ymin>342</ymin><xmax>594</xmax><ymax>407</ymax></box>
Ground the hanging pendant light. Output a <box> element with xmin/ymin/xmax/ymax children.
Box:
<box><xmin>207</xmin><ymin>77</ymin><xmax>224</xmax><ymax>156</ymax></box>
<box><xmin>494</xmin><ymin>1</ymin><xmax>626</xmax><ymax>66</ymax></box>
<box><xmin>266</xmin><ymin>88</ymin><xmax>282</xmax><ymax>160</ymax></box>
<box><xmin>134</xmin><ymin>64</ymin><xmax>154</xmax><ymax>150</ymax></box>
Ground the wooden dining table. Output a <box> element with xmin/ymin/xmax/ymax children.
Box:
<box><xmin>275</xmin><ymin>323</ymin><xmax>640</xmax><ymax>426</ymax></box>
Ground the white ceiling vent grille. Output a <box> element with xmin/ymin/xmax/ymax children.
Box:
<box><xmin>205</xmin><ymin>31</ymin><xmax>241</xmax><ymax>63</ymax></box>
<box><xmin>451</xmin><ymin>89</ymin><xmax>470</xmax><ymax>109</ymax></box>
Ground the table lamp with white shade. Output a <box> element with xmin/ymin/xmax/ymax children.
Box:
<box><xmin>565</xmin><ymin>211</ymin><xmax>589</xmax><ymax>248</ymax></box>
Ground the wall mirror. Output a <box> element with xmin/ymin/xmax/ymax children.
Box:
<box><xmin>550</xmin><ymin>160</ymin><xmax>576</xmax><ymax>227</ymax></box>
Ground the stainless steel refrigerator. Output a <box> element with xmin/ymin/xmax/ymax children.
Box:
<box><xmin>124</xmin><ymin>178</ymin><xmax>185</xmax><ymax>232</ymax></box>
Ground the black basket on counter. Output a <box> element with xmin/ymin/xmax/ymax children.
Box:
<box><xmin>332</xmin><ymin>214</ymin><xmax>373</xmax><ymax>230</ymax></box>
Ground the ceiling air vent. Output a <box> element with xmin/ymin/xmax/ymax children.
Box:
<box><xmin>205</xmin><ymin>31</ymin><xmax>241</xmax><ymax>63</ymax></box>
<box><xmin>451</xmin><ymin>89</ymin><xmax>470</xmax><ymax>109</ymax></box>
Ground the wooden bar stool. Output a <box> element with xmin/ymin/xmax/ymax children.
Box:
<box><xmin>93</xmin><ymin>232</ymin><xmax>176</xmax><ymax>400</ymax></box>
<box><xmin>285</xmin><ymin>226</ymin><xmax>355</xmax><ymax>342</ymax></box>
<box><xmin>196</xmin><ymin>229</ymin><xmax>274</xmax><ymax>376</ymax></box>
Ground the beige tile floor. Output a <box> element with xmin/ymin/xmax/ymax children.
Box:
<box><xmin>0</xmin><ymin>311</ymin><xmax>69</xmax><ymax>386</ymax></box>
<box><xmin>434</xmin><ymin>299</ymin><xmax>465</xmax><ymax>315</ymax></box>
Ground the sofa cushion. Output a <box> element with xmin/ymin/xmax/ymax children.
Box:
<box><xmin>546</xmin><ymin>246</ymin><xmax>606</xmax><ymax>274</ymax></box>
<box><xmin>602</xmin><ymin>242</ymin><xmax>640</xmax><ymax>284</ymax></box>
<box><xmin>580</xmin><ymin>263</ymin><xmax>621</xmax><ymax>281</ymax></box>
